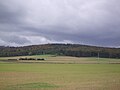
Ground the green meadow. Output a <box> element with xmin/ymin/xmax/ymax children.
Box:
<box><xmin>0</xmin><ymin>55</ymin><xmax>120</xmax><ymax>90</ymax></box>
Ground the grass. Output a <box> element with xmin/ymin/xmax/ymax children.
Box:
<box><xmin>0</xmin><ymin>55</ymin><xmax>120</xmax><ymax>90</ymax></box>
<box><xmin>10</xmin><ymin>82</ymin><xmax>58</xmax><ymax>89</ymax></box>
<box><xmin>0</xmin><ymin>55</ymin><xmax>120</xmax><ymax>64</ymax></box>
<box><xmin>0</xmin><ymin>63</ymin><xmax>120</xmax><ymax>90</ymax></box>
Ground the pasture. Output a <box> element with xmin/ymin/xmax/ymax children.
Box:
<box><xmin>0</xmin><ymin>55</ymin><xmax>120</xmax><ymax>64</ymax></box>
<box><xmin>0</xmin><ymin>55</ymin><xmax>120</xmax><ymax>90</ymax></box>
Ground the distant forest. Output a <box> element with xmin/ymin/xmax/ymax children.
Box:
<box><xmin>0</xmin><ymin>44</ymin><xmax>120</xmax><ymax>58</ymax></box>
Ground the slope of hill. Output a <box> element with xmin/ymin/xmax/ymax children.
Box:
<box><xmin>0</xmin><ymin>44</ymin><xmax>120</xmax><ymax>58</ymax></box>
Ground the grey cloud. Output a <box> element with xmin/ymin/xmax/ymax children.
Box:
<box><xmin>0</xmin><ymin>2</ymin><xmax>25</xmax><ymax>24</ymax></box>
<box><xmin>0</xmin><ymin>33</ymin><xmax>30</xmax><ymax>45</ymax></box>
<box><xmin>2</xmin><ymin>36</ymin><xmax>30</xmax><ymax>44</ymax></box>
<box><xmin>0</xmin><ymin>0</ymin><xmax>120</xmax><ymax>47</ymax></box>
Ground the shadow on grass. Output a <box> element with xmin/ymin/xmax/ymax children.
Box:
<box><xmin>9</xmin><ymin>82</ymin><xmax>59</xmax><ymax>89</ymax></box>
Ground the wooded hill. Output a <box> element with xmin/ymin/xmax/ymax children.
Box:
<box><xmin>0</xmin><ymin>44</ymin><xmax>120</xmax><ymax>58</ymax></box>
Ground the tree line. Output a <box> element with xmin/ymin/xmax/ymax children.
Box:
<box><xmin>0</xmin><ymin>44</ymin><xmax>120</xmax><ymax>58</ymax></box>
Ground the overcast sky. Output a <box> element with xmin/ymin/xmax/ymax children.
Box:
<box><xmin>0</xmin><ymin>0</ymin><xmax>120</xmax><ymax>47</ymax></box>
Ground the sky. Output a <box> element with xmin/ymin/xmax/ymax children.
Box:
<box><xmin>0</xmin><ymin>0</ymin><xmax>120</xmax><ymax>47</ymax></box>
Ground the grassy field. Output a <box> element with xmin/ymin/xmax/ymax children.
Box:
<box><xmin>0</xmin><ymin>55</ymin><xmax>120</xmax><ymax>64</ymax></box>
<box><xmin>0</xmin><ymin>55</ymin><xmax>120</xmax><ymax>90</ymax></box>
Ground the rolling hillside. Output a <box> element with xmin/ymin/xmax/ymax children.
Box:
<box><xmin>0</xmin><ymin>44</ymin><xmax>120</xmax><ymax>58</ymax></box>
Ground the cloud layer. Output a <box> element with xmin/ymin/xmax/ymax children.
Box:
<box><xmin>0</xmin><ymin>0</ymin><xmax>120</xmax><ymax>47</ymax></box>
